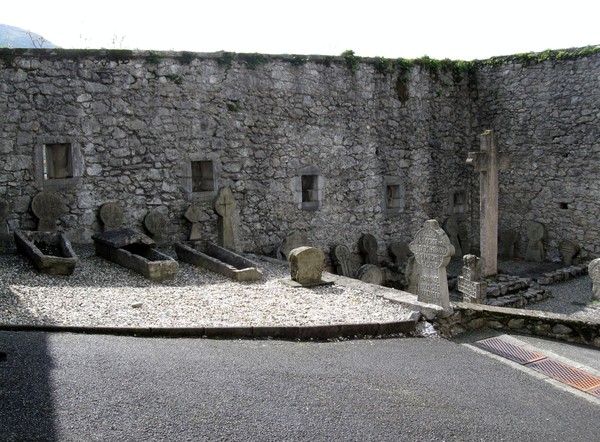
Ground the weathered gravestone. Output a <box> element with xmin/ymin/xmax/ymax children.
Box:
<box><xmin>31</xmin><ymin>191</ymin><xmax>67</xmax><ymax>232</ymax></box>
<box><xmin>184</xmin><ymin>204</ymin><xmax>204</xmax><ymax>241</ymax></box>
<box><xmin>525</xmin><ymin>222</ymin><xmax>546</xmax><ymax>262</ymax></box>
<box><xmin>443</xmin><ymin>216</ymin><xmax>462</xmax><ymax>259</ymax></box>
<box><xmin>457</xmin><ymin>255</ymin><xmax>487</xmax><ymax>304</ymax></box>
<box><xmin>388</xmin><ymin>241</ymin><xmax>411</xmax><ymax>267</ymax></box>
<box><xmin>466</xmin><ymin>130</ymin><xmax>509</xmax><ymax>276</ymax></box>
<box><xmin>99</xmin><ymin>202</ymin><xmax>124</xmax><ymax>231</ymax></box>
<box><xmin>214</xmin><ymin>186</ymin><xmax>239</xmax><ymax>252</ymax></box>
<box><xmin>288</xmin><ymin>246</ymin><xmax>333</xmax><ymax>287</ymax></box>
<box><xmin>409</xmin><ymin>220</ymin><xmax>455</xmax><ymax>310</ymax></box>
<box><xmin>144</xmin><ymin>211</ymin><xmax>167</xmax><ymax>241</ymax></box>
<box><xmin>0</xmin><ymin>199</ymin><xmax>13</xmax><ymax>253</ymax></box>
<box><xmin>331</xmin><ymin>244</ymin><xmax>353</xmax><ymax>277</ymax></box>
<box><xmin>559</xmin><ymin>239</ymin><xmax>580</xmax><ymax>266</ymax></box>
<box><xmin>589</xmin><ymin>259</ymin><xmax>600</xmax><ymax>302</ymax></box>
<box><xmin>405</xmin><ymin>256</ymin><xmax>421</xmax><ymax>294</ymax></box>
<box><xmin>355</xmin><ymin>264</ymin><xmax>383</xmax><ymax>285</ymax></box>
<box><xmin>278</xmin><ymin>231</ymin><xmax>309</xmax><ymax>260</ymax></box>
<box><xmin>358</xmin><ymin>234</ymin><xmax>379</xmax><ymax>265</ymax></box>
<box><xmin>500</xmin><ymin>229</ymin><xmax>520</xmax><ymax>260</ymax></box>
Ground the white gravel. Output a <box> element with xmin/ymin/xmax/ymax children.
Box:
<box><xmin>0</xmin><ymin>246</ymin><xmax>415</xmax><ymax>328</ymax></box>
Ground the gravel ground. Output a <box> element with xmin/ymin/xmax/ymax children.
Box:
<box><xmin>0</xmin><ymin>246</ymin><xmax>415</xmax><ymax>328</ymax></box>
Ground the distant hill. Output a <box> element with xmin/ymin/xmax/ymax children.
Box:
<box><xmin>0</xmin><ymin>23</ymin><xmax>57</xmax><ymax>48</ymax></box>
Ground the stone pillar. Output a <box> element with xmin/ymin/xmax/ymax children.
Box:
<box><xmin>589</xmin><ymin>259</ymin><xmax>600</xmax><ymax>302</ymax></box>
<box><xmin>466</xmin><ymin>130</ymin><xmax>509</xmax><ymax>276</ymax></box>
<box><xmin>214</xmin><ymin>186</ymin><xmax>238</xmax><ymax>252</ymax></box>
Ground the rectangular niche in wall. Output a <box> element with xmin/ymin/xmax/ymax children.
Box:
<box><xmin>453</xmin><ymin>191</ymin><xmax>467</xmax><ymax>215</ymax></box>
<box><xmin>191</xmin><ymin>160</ymin><xmax>215</xmax><ymax>192</ymax></box>
<box><xmin>295</xmin><ymin>166</ymin><xmax>323</xmax><ymax>211</ymax></box>
<box><xmin>44</xmin><ymin>143</ymin><xmax>73</xmax><ymax>179</ymax></box>
<box><xmin>383</xmin><ymin>177</ymin><xmax>405</xmax><ymax>216</ymax></box>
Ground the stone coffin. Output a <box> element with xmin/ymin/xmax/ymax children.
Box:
<box><xmin>175</xmin><ymin>241</ymin><xmax>262</xmax><ymax>282</ymax></box>
<box><xmin>92</xmin><ymin>228</ymin><xmax>178</xmax><ymax>281</ymax></box>
<box><xmin>14</xmin><ymin>230</ymin><xmax>78</xmax><ymax>275</ymax></box>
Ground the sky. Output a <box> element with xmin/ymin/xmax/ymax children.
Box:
<box><xmin>3</xmin><ymin>0</ymin><xmax>600</xmax><ymax>60</ymax></box>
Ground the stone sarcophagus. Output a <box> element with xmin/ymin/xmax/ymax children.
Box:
<box><xmin>175</xmin><ymin>241</ymin><xmax>262</xmax><ymax>282</ymax></box>
<box><xmin>92</xmin><ymin>228</ymin><xmax>178</xmax><ymax>281</ymax></box>
<box><xmin>14</xmin><ymin>230</ymin><xmax>78</xmax><ymax>275</ymax></box>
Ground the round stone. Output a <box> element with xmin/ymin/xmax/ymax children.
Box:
<box><xmin>184</xmin><ymin>204</ymin><xmax>203</xmax><ymax>223</ymax></box>
<box><xmin>99</xmin><ymin>202</ymin><xmax>124</xmax><ymax>229</ymax></box>
<box><xmin>355</xmin><ymin>264</ymin><xmax>383</xmax><ymax>285</ymax></box>
<box><xmin>144</xmin><ymin>211</ymin><xmax>167</xmax><ymax>236</ymax></box>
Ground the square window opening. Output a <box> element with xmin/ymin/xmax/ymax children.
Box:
<box><xmin>302</xmin><ymin>175</ymin><xmax>319</xmax><ymax>203</ymax></box>
<box><xmin>386</xmin><ymin>184</ymin><xmax>403</xmax><ymax>209</ymax></box>
<box><xmin>44</xmin><ymin>143</ymin><xmax>72</xmax><ymax>179</ymax></box>
<box><xmin>191</xmin><ymin>160</ymin><xmax>214</xmax><ymax>192</ymax></box>
<box><xmin>453</xmin><ymin>191</ymin><xmax>467</xmax><ymax>214</ymax></box>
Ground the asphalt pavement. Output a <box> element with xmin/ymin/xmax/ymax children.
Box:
<box><xmin>0</xmin><ymin>331</ymin><xmax>598</xmax><ymax>441</ymax></box>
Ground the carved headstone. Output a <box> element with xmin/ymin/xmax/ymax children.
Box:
<box><xmin>355</xmin><ymin>264</ymin><xmax>383</xmax><ymax>285</ymax></box>
<box><xmin>278</xmin><ymin>231</ymin><xmax>309</xmax><ymax>260</ymax></box>
<box><xmin>457</xmin><ymin>255</ymin><xmax>487</xmax><ymax>304</ymax></box>
<box><xmin>99</xmin><ymin>202</ymin><xmax>124</xmax><ymax>231</ymax></box>
<box><xmin>31</xmin><ymin>191</ymin><xmax>67</xmax><ymax>232</ymax></box>
<box><xmin>589</xmin><ymin>259</ymin><xmax>600</xmax><ymax>302</ymax></box>
<box><xmin>358</xmin><ymin>234</ymin><xmax>379</xmax><ymax>265</ymax></box>
<box><xmin>500</xmin><ymin>229</ymin><xmax>520</xmax><ymax>260</ymax></box>
<box><xmin>184</xmin><ymin>205</ymin><xmax>203</xmax><ymax>241</ymax></box>
<box><xmin>388</xmin><ymin>241</ymin><xmax>411</xmax><ymax>267</ymax></box>
<box><xmin>214</xmin><ymin>186</ymin><xmax>238</xmax><ymax>251</ymax></box>
<box><xmin>289</xmin><ymin>246</ymin><xmax>325</xmax><ymax>286</ymax></box>
<box><xmin>444</xmin><ymin>216</ymin><xmax>462</xmax><ymax>259</ymax></box>
<box><xmin>466</xmin><ymin>130</ymin><xmax>509</xmax><ymax>276</ymax></box>
<box><xmin>559</xmin><ymin>239</ymin><xmax>580</xmax><ymax>266</ymax></box>
<box><xmin>409</xmin><ymin>220</ymin><xmax>455</xmax><ymax>310</ymax></box>
<box><xmin>144</xmin><ymin>211</ymin><xmax>167</xmax><ymax>241</ymax></box>
<box><xmin>525</xmin><ymin>222</ymin><xmax>546</xmax><ymax>262</ymax></box>
<box><xmin>331</xmin><ymin>244</ymin><xmax>353</xmax><ymax>277</ymax></box>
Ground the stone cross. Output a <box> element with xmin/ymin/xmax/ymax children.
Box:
<box><xmin>457</xmin><ymin>254</ymin><xmax>487</xmax><ymax>304</ymax></box>
<box><xmin>144</xmin><ymin>211</ymin><xmax>167</xmax><ymax>241</ymax></box>
<box><xmin>184</xmin><ymin>204</ymin><xmax>203</xmax><ymax>241</ymax></box>
<box><xmin>559</xmin><ymin>239</ymin><xmax>580</xmax><ymax>266</ymax></box>
<box><xmin>499</xmin><ymin>229</ymin><xmax>519</xmax><ymax>260</ymax></box>
<box><xmin>99</xmin><ymin>202</ymin><xmax>124</xmax><ymax>231</ymax></box>
<box><xmin>409</xmin><ymin>220</ymin><xmax>455</xmax><ymax>310</ymax></box>
<box><xmin>443</xmin><ymin>216</ymin><xmax>462</xmax><ymax>259</ymax></box>
<box><xmin>331</xmin><ymin>244</ymin><xmax>353</xmax><ymax>277</ymax></box>
<box><xmin>466</xmin><ymin>130</ymin><xmax>509</xmax><ymax>277</ymax></box>
<box><xmin>214</xmin><ymin>186</ymin><xmax>238</xmax><ymax>251</ymax></box>
<box><xmin>388</xmin><ymin>241</ymin><xmax>411</xmax><ymax>267</ymax></box>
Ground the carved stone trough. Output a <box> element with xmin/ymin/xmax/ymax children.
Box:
<box><xmin>175</xmin><ymin>241</ymin><xmax>262</xmax><ymax>282</ymax></box>
<box><xmin>92</xmin><ymin>228</ymin><xmax>178</xmax><ymax>281</ymax></box>
<box><xmin>14</xmin><ymin>230</ymin><xmax>78</xmax><ymax>275</ymax></box>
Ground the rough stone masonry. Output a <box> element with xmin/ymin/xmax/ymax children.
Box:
<box><xmin>0</xmin><ymin>48</ymin><xmax>598</xmax><ymax>268</ymax></box>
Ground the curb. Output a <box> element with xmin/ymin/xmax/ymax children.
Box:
<box><xmin>0</xmin><ymin>320</ymin><xmax>417</xmax><ymax>340</ymax></box>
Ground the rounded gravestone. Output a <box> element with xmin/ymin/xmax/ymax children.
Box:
<box><xmin>559</xmin><ymin>239</ymin><xmax>580</xmax><ymax>266</ymax></box>
<box><xmin>525</xmin><ymin>222</ymin><xmax>545</xmax><ymax>262</ymax></box>
<box><xmin>388</xmin><ymin>241</ymin><xmax>411</xmax><ymax>266</ymax></box>
<box><xmin>443</xmin><ymin>216</ymin><xmax>462</xmax><ymax>259</ymax></box>
<box><xmin>184</xmin><ymin>204</ymin><xmax>203</xmax><ymax>241</ymax></box>
<box><xmin>0</xmin><ymin>199</ymin><xmax>9</xmax><ymax>220</ymax></box>
<box><xmin>289</xmin><ymin>246</ymin><xmax>324</xmax><ymax>285</ymax></box>
<box><xmin>358</xmin><ymin>234</ymin><xmax>379</xmax><ymax>265</ymax></box>
<box><xmin>31</xmin><ymin>191</ymin><xmax>67</xmax><ymax>231</ymax></box>
<box><xmin>355</xmin><ymin>264</ymin><xmax>383</xmax><ymax>285</ymax></box>
<box><xmin>99</xmin><ymin>202</ymin><xmax>124</xmax><ymax>230</ymax></box>
<box><xmin>144</xmin><ymin>211</ymin><xmax>167</xmax><ymax>238</ymax></box>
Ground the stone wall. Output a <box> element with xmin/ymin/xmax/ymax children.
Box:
<box><xmin>0</xmin><ymin>48</ymin><xmax>598</xmax><ymax>265</ymax></box>
<box><xmin>0</xmin><ymin>49</ymin><xmax>475</xmax><ymax>267</ymax></box>
<box><xmin>475</xmin><ymin>52</ymin><xmax>600</xmax><ymax>260</ymax></box>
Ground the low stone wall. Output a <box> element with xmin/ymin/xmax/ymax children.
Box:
<box><xmin>435</xmin><ymin>302</ymin><xmax>600</xmax><ymax>348</ymax></box>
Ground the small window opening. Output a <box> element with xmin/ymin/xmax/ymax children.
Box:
<box><xmin>302</xmin><ymin>175</ymin><xmax>318</xmax><ymax>203</ymax></box>
<box><xmin>559</xmin><ymin>202</ymin><xmax>569</xmax><ymax>210</ymax></box>
<box><xmin>44</xmin><ymin>143</ymin><xmax>72</xmax><ymax>179</ymax></box>
<box><xmin>386</xmin><ymin>185</ymin><xmax>403</xmax><ymax>209</ymax></box>
<box><xmin>191</xmin><ymin>160</ymin><xmax>214</xmax><ymax>192</ymax></box>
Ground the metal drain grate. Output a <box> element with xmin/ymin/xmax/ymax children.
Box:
<box><xmin>474</xmin><ymin>337</ymin><xmax>546</xmax><ymax>365</ymax></box>
<box><xmin>587</xmin><ymin>386</ymin><xmax>600</xmax><ymax>398</ymax></box>
<box><xmin>526</xmin><ymin>358</ymin><xmax>600</xmax><ymax>392</ymax></box>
